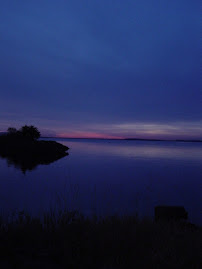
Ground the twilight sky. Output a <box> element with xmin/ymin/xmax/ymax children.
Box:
<box><xmin>0</xmin><ymin>0</ymin><xmax>201</xmax><ymax>139</ymax></box>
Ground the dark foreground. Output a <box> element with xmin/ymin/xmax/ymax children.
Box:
<box><xmin>0</xmin><ymin>211</ymin><xmax>201</xmax><ymax>269</ymax></box>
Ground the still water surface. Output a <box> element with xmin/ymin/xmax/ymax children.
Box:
<box><xmin>0</xmin><ymin>139</ymin><xmax>201</xmax><ymax>224</ymax></box>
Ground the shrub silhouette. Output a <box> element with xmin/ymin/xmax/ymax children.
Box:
<box><xmin>7</xmin><ymin>127</ymin><xmax>17</xmax><ymax>134</ymax></box>
<box><xmin>7</xmin><ymin>125</ymin><xmax>40</xmax><ymax>140</ymax></box>
<box><xmin>19</xmin><ymin>125</ymin><xmax>41</xmax><ymax>140</ymax></box>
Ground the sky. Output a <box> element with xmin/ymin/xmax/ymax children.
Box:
<box><xmin>0</xmin><ymin>0</ymin><xmax>201</xmax><ymax>139</ymax></box>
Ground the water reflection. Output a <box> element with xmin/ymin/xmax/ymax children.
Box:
<box><xmin>0</xmin><ymin>139</ymin><xmax>201</xmax><ymax>224</ymax></box>
<box><xmin>0</xmin><ymin>152</ymin><xmax>69</xmax><ymax>173</ymax></box>
<box><xmin>59</xmin><ymin>139</ymin><xmax>202</xmax><ymax>161</ymax></box>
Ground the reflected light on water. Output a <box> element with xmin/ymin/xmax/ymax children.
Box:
<box><xmin>0</xmin><ymin>139</ymin><xmax>201</xmax><ymax>225</ymax></box>
<box><xmin>60</xmin><ymin>140</ymin><xmax>202</xmax><ymax>161</ymax></box>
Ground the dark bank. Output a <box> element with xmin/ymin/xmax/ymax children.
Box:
<box><xmin>0</xmin><ymin>208</ymin><xmax>201</xmax><ymax>269</ymax></box>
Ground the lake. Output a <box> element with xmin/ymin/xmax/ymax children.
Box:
<box><xmin>0</xmin><ymin>139</ymin><xmax>201</xmax><ymax>224</ymax></box>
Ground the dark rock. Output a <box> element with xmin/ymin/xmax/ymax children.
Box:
<box><xmin>155</xmin><ymin>206</ymin><xmax>188</xmax><ymax>222</ymax></box>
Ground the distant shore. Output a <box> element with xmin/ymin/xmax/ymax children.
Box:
<box><xmin>1</xmin><ymin>132</ymin><xmax>201</xmax><ymax>142</ymax></box>
<box><xmin>41</xmin><ymin>136</ymin><xmax>202</xmax><ymax>143</ymax></box>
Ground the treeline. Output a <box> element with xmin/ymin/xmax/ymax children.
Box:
<box><xmin>6</xmin><ymin>125</ymin><xmax>40</xmax><ymax>140</ymax></box>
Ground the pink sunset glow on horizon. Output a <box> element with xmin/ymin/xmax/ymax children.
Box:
<box><xmin>52</xmin><ymin>120</ymin><xmax>202</xmax><ymax>140</ymax></box>
<box><xmin>55</xmin><ymin>133</ymin><xmax>202</xmax><ymax>140</ymax></box>
<box><xmin>56</xmin><ymin>132</ymin><xmax>124</xmax><ymax>140</ymax></box>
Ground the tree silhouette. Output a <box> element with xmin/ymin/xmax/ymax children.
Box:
<box><xmin>19</xmin><ymin>125</ymin><xmax>41</xmax><ymax>140</ymax></box>
<box><xmin>7</xmin><ymin>127</ymin><xmax>17</xmax><ymax>134</ymax></box>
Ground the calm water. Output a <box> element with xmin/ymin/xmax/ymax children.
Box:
<box><xmin>0</xmin><ymin>139</ymin><xmax>201</xmax><ymax>224</ymax></box>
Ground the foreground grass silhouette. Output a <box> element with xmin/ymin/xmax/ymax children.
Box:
<box><xmin>0</xmin><ymin>210</ymin><xmax>201</xmax><ymax>269</ymax></box>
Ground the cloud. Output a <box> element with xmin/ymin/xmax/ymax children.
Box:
<box><xmin>0</xmin><ymin>0</ymin><xmax>201</xmax><ymax>137</ymax></box>
<box><xmin>54</xmin><ymin>120</ymin><xmax>202</xmax><ymax>139</ymax></box>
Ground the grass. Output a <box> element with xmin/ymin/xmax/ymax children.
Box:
<box><xmin>0</xmin><ymin>210</ymin><xmax>201</xmax><ymax>269</ymax></box>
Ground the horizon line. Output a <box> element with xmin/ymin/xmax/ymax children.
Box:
<box><xmin>41</xmin><ymin>136</ymin><xmax>202</xmax><ymax>142</ymax></box>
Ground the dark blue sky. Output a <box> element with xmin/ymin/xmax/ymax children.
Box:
<box><xmin>0</xmin><ymin>0</ymin><xmax>201</xmax><ymax>139</ymax></box>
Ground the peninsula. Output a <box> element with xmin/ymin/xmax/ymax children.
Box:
<box><xmin>0</xmin><ymin>125</ymin><xmax>69</xmax><ymax>172</ymax></box>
